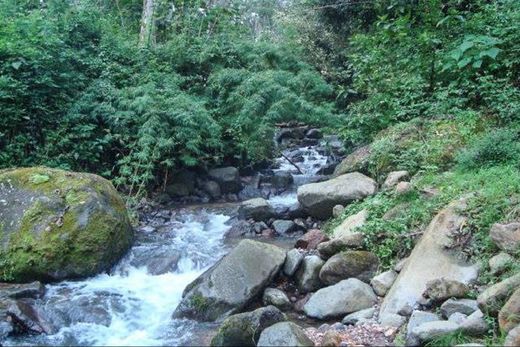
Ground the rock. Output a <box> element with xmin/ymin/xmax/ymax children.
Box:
<box><xmin>332</xmin><ymin>209</ymin><xmax>368</xmax><ymax>239</ymax></box>
<box><xmin>319</xmin><ymin>251</ymin><xmax>379</xmax><ymax>285</ymax></box>
<box><xmin>303</xmin><ymin>278</ymin><xmax>377</xmax><ymax>319</ymax></box>
<box><xmin>272</xmin><ymin>172</ymin><xmax>294</xmax><ymax>190</ymax></box>
<box><xmin>295</xmin><ymin>255</ymin><xmax>325</xmax><ymax>293</ymax></box>
<box><xmin>490</xmin><ymin>222</ymin><xmax>520</xmax><ymax>252</ymax></box>
<box><xmin>342</xmin><ymin>308</ymin><xmax>375</xmax><ymax>325</ymax></box>
<box><xmin>321</xmin><ymin>330</ymin><xmax>342</xmax><ymax>347</ymax></box>
<box><xmin>460</xmin><ymin>310</ymin><xmax>488</xmax><ymax>336</ymax></box>
<box><xmin>272</xmin><ymin>220</ymin><xmax>297</xmax><ymax>235</ymax></box>
<box><xmin>332</xmin><ymin>205</ymin><xmax>345</xmax><ymax>218</ymax></box>
<box><xmin>263</xmin><ymin>288</ymin><xmax>292</xmax><ymax>310</ymax></box>
<box><xmin>394</xmin><ymin>258</ymin><xmax>408</xmax><ymax>272</ymax></box>
<box><xmin>238</xmin><ymin>198</ymin><xmax>276</xmax><ymax>222</ymax></box>
<box><xmin>276</xmin><ymin>127</ymin><xmax>307</xmax><ymax>143</ymax></box>
<box><xmin>145</xmin><ymin>251</ymin><xmax>181</xmax><ymax>275</ymax></box>
<box><xmin>284</xmin><ymin>249</ymin><xmax>304</xmax><ymax>277</ymax></box>
<box><xmin>448</xmin><ymin>312</ymin><xmax>468</xmax><ymax>325</ymax></box>
<box><xmin>489</xmin><ymin>252</ymin><xmax>513</xmax><ymax>275</ymax></box>
<box><xmin>225</xmin><ymin>220</ymin><xmax>252</xmax><ymax>238</ymax></box>
<box><xmin>383</xmin><ymin>171</ymin><xmax>409</xmax><ymax>189</ymax></box>
<box><xmin>210</xmin><ymin>306</ymin><xmax>286</xmax><ymax>346</ymax></box>
<box><xmin>396</xmin><ymin>182</ymin><xmax>413</xmax><ymax>194</ymax></box>
<box><xmin>7</xmin><ymin>298</ymin><xmax>55</xmax><ymax>334</ymax></box>
<box><xmin>477</xmin><ymin>273</ymin><xmax>520</xmax><ymax>314</ymax></box>
<box><xmin>202</xmin><ymin>180</ymin><xmax>221</xmax><ymax>199</ymax></box>
<box><xmin>257</xmin><ymin>321</ymin><xmax>314</xmax><ymax>347</ymax></box>
<box><xmin>423</xmin><ymin>278</ymin><xmax>469</xmax><ymax>302</ymax></box>
<box><xmin>371</xmin><ymin>270</ymin><xmax>398</xmax><ymax>297</ymax></box>
<box><xmin>173</xmin><ymin>240</ymin><xmax>286</xmax><ymax>321</ymax></box>
<box><xmin>295</xmin><ymin>230</ymin><xmax>329</xmax><ymax>250</ymax></box>
<box><xmin>297</xmin><ymin>173</ymin><xmax>377</xmax><ymax>219</ymax></box>
<box><xmin>380</xmin><ymin>198</ymin><xmax>479</xmax><ymax>317</ymax></box>
<box><xmin>505</xmin><ymin>325</ymin><xmax>520</xmax><ymax>346</ymax></box>
<box><xmin>499</xmin><ymin>287</ymin><xmax>520</xmax><ymax>333</ymax></box>
<box><xmin>333</xmin><ymin>146</ymin><xmax>371</xmax><ymax>176</ymax></box>
<box><xmin>166</xmin><ymin>170</ymin><xmax>197</xmax><ymax>197</ymax></box>
<box><xmin>380</xmin><ymin>313</ymin><xmax>406</xmax><ymax>328</ymax></box>
<box><xmin>0</xmin><ymin>282</ymin><xmax>45</xmax><ymax>300</ymax></box>
<box><xmin>0</xmin><ymin>167</ymin><xmax>134</xmax><ymax>282</ymax></box>
<box><xmin>208</xmin><ymin>167</ymin><xmax>242</xmax><ymax>194</ymax></box>
<box><xmin>405</xmin><ymin>310</ymin><xmax>440</xmax><ymax>346</ymax></box>
<box><xmin>440</xmin><ymin>299</ymin><xmax>479</xmax><ymax>318</ymax></box>
<box><xmin>306</xmin><ymin>129</ymin><xmax>323</xmax><ymax>139</ymax></box>
<box><xmin>411</xmin><ymin>321</ymin><xmax>460</xmax><ymax>343</ymax></box>
<box><xmin>0</xmin><ymin>321</ymin><xmax>13</xmax><ymax>340</ymax></box>
<box><xmin>317</xmin><ymin>234</ymin><xmax>364</xmax><ymax>259</ymax></box>
<box><xmin>330</xmin><ymin>322</ymin><xmax>347</xmax><ymax>332</ymax></box>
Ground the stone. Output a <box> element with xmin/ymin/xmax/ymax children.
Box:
<box><xmin>396</xmin><ymin>182</ymin><xmax>413</xmax><ymax>194</ymax></box>
<box><xmin>225</xmin><ymin>220</ymin><xmax>252</xmax><ymax>238</ymax></box>
<box><xmin>263</xmin><ymin>288</ymin><xmax>292</xmax><ymax>310</ymax></box>
<box><xmin>7</xmin><ymin>298</ymin><xmax>55</xmax><ymax>334</ymax></box>
<box><xmin>379</xmin><ymin>313</ymin><xmax>406</xmax><ymax>328</ymax></box>
<box><xmin>173</xmin><ymin>240</ymin><xmax>286</xmax><ymax>321</ymax></box>
<box><xmin>411</xmin><ymin>321</ymin><xmax>460</xmax><ymax>343</ymax></box>
<box><xmin>257</xmin><ymin>322</ymin><xmax>314</xmax><ymax>347</ymax></box>
<box><xmin>295</xmin><ymin>230</ymin><xmax>329</xmax><ymax>250</ymax></box>
<box><xmin>284</xmin><ymin>249</ymin><xmax>304</xmax><ymax>277</ymax></box>
<box><xmin>303</xmin><ymin>278</ymin><xmax>377</xmax><ymax>319</ymax></box>
<box><xmin>332</xmin><ymin>205</ymin><xmax>345</xmax><ymax>218</ymax></box>
<box><xmin>499</xmin><ymin>288</ymin><xmax>520</xmax><ymax>333</ymax></box>
<box><xmin>394</xmin><ymin>258</ymin><xmax>408</xmax><ymax>272</ymax></box>
<box><xmin>489</xmin><ymin>252</ymin><xmax>514</xmax><ymax>275</ymax></box>
<box><xmin>296</xmin><ymin>256</ymin><xmax>325</xmax><ymax>293</ymax></box>
<box><xmin>440</xmin><ymin>299</ymin><xmax>479</xmax><ymax>318</ymax></box>
<box><xmin>202</xmin><ymin>180</ymin><xmax>221</xmax><ymax>199</ymax></box>
<box><xmin>380</xmin><ymin>198</ymin><xmax>479</xmax><ymax>317</ymax></box>
<box><xmin>306</xmin><ymin>128</ymin><xmax>323</xmax><ymax>139</ymax></box>
<box><xmin>0</xmin><ymin>282</ymin><xmax>45</xmax><ymax>300</ymax></box>
<box><xmin>423</xmin><ymin>278</ymin><xmax>469</xmax><ymax>302</ymax></box>
<box><xmin>319</xmin><ymin>251</ymin><xmax>379</xmax><ymax>285</ymax></box>
<box><xmin>317</xmin><ymin>234</ymin><xmax>364</xmax><ymax>259</ymax></box>
<box><xmin>0</xmin><ymin>167</ymin><xmax>134</xmax><ymax>282</ymax></box>
<box><xmin>272</xmin><ymin>172</ymin><xmax>294</xmax><ymax>190</ymax></box>
<box><xmin>383</xmin><ymin>171</ymin><xmax>409</xmax><ymax>189</ymax></box>
<box><xmin>166</xmin><ymin>170</ymin><xmax>197</xmax><ymax>197</ymax></box>
<box><xmin>342</xmin><ymin>308</ymin><xmax>375</xmax><ymax>325</ymax></box>
<box><xmin>321</xmin><ymin>330</ymin><xmax>342</xmax><ymax>347</ymax></box>
<box><xmin>210</xmin><ymin>305</ymin><xmax>286</xmax><ymax>346</ymax></box>
<box><xmin>272</xmin><ymin>220</ymin><xmax>297</xmax><ymax>235</ymax></box>
<box><xmin>297</xmin><ymin>173</ymin><xmax>377</xmax><ymax>219</ymax></box>
<box><xmin>405</xmin><ymin>310</ymin><xmax>440</xmax><ymax>346</ymax></box>
<box><xmin>477</xmin><ymin>273</ymin><xmax>520</xmax><ymax>314</ymax></box>
<box><xmin>460</xmin><ymin>310</ymin><xmax>488</xmax><ymax>336</ymax></box>
<box><xmin>276</xmin><ymin>127</ymin><xmax>307</xmax><ymax>143</ymax></box>
<box><xmin>333</xmin><ymin>145</ymin><xmax>371</xmax><ymax>176</ymax></box>
<box><xmin>490</xmin><ymin>222</ymin><xmax>520</xmax><ymax>252</ymax></box>
<box><xmin>505</xmin><ymin>325</ymin><xmax>520</xmax><ymax>346</ymax></box>
<box><xmin>208</xmin><ymin>167</ymin><xmax>242</xmax><ymax>194</ymax></box>
<box><xmin>449</xmin><ymin>312</ymin><xmax>468</xmax><ymax>325</ymax></box>
<box><xmin>332</xmin><ymin>209</ymin><xmax>368</xmax><ymax>239</ymax></box>
<box><xmin>371</xmin><ymin>270</ymin><xmax>398</xmax><ymax>297</ymax></box>
<box><xmin>238</xmin><ymin>198</ymin><xmax>276</xmax><ymax>222</ymax></box>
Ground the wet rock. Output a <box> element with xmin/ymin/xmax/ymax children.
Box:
<box><xmin>238</xmin><ymin>198</ymin><xmax>276</xmax><ymax>222</ymax></box>
<box><xmin>0</xmin><ymin>167</ymin><xmax>134</xmax><ymax>282</ymax></box>
<box><xmin>0</xmin><ymin>282</ymin><xmax>45</xmax><ymax>300</ymax></box>
<box><xmin>383</xmin><ymin>171</ymin><xmax>409</xmax><ymax>189</ymax></box>
<box><xmin>303</xmin><ymin>278</ymin><xmax>377</xmax><ymax>319</ymax></box>
<box><xmin>276</xmin><ymin>127</ymin><xmax>307</xmax><ymax>143</ymax></box>
<box><xmin>7</xmin><ymin>298</ymin><xmax>55</xmax><ymax>334</ymax></box>
<box><xmin>489</xmin><ymin>252</ymin><xmax>513</xmax><ymax>275</ymax></box>
<box><xmin>342</xmin><ymin>307</ymin><xmax>375</xmax><ymax>325</ymax></box>
<box><xmin>225</xmin><ymin>220</ymin><xmax>252</xmax><ymax>238</ymax></box>
<box><xmin>257</xmin><ymin>321</ymin><xmax>314</xmax><ymax>347</ymax></box>
<box><xmin>210</xmin><ymin>306</ymin><xmax>286</xmax><ymax>346</ymax></box>
<box><xmin>423</xmin><ymin>278</ymin><xmax>469</xmax><ymax>302</ymax></box>
<box><xmin>333</xmin><ymin>146</ymin><xmax>371</xmax><ymax>176</ymax></box>
<box><xmin>297</xmin><ymin>173</ymin><xmax>377</xmax><ymax>219</ymax></box>
<box><xmin>490</xmin><ymin>222</ymin><xmax>520</xmax><ymax>252</ymax></box>
<box><xmin>0</xmin><ymin>321</ymin><xmax>13</xmax><ymax>340</ymax></box>
<box><xmin>405</xmin><ymin>310</ymin><xmax>440</xmax><ymax>346</ymax></box>
<box><xmin>317</xmin><ymin>234</ymin><xmax>364</xmax><ymax>259</ymax></box>
<box><xmin>295</xmin><ymin>230</ymin><xmax>329</xmax><ymax>250</ymax></box>
<box><xmin>505</xmin><ymin>325</ymin><xmax>520</xmax><ymax>346</ymax></box>
<box><xmin>208</xmin><ymin>167</ymin><xmax>242</xmax><ymax>194</ymax></box>
<box><xmin>371</xmin><ymin>270</ymin><xmax>398</xmax><ymax>297</ymax></box>
<box><xmin>411</xmin><ymin>320</ymin><xmax>459</xmax><ymax>343</ymax></box>
<box><xmin>253</xmin><ymin>221</ymin><xmax>269</xmax><ymax>234</ymax></box>
<box><xmin>306</xmin><ymin>129</ymin><xmax>323</xmax><ymax>139</ymax></box>
<box><xmin>379</xmin><ymin>313</ymin><xmax>406</xmax><ymax>328</ymax></box>
<box><xmin>460</xmin><ymin>310</ymin><xmax>488</xmax><ymax>336</ymax></box>
<box><xmin>272</xmin><ymin>172</ymin><xmax>294</xmax><ymax>190</ymax></box>
<box><xmin>272</xmin><ymin>220</ymin><xmax>297</xmax><ymax>235</ymax></box>
<box><xmin>263</xmin><ymin>288</ymin><xmax>291</xmax><ymax>310</ymax></box>
<box><xmin>380</xmin><ymin>198</ymin><xmax>478</xmax><ymax>317</ymax></box>
<box><xmin>284</xmin><ymin>249</ymin><xmax>304</xmax><ymax>276</ymax></box>
<box><xmin>332</xmin><ymin>209</ymin><xmax>368</xmax><ymax>239</ymax></box>
<box><xmin>296</xmin><ymin>256</ymin><xmax>325</xmax><ymax>293</ymax></box>
<box><xmin>319</xmin><ymin>251</ymin><xmax>379</xmax><ymax>285</ymax></box>
<box><xmin>440</xmin><ymin>299</ymin><xmax>479</xmax><ymax>318</ymax></box>
<box><xmin>146</xmin><ymin>252</ymin><xmax>182</xmax><ymax>275</ymax></box>
<box><xmin>499</xmin><ymin>288</ymin><xmax>520</xmax><ymax>333</ymax></box>
<box><xmin>332</xmin><ymin>205</ymin><xmax>345</xmax><ymax>218</ymax></box>
<box><xmin>173</xmin><ymin>240</ymin><xmax>286</xmax><ymax>321</ymax></box>
<box><xmin>321</xmin><ymin>330</ymin><xmax>342</xmax><ymax>347</ymax></box>
<box><xmin>478</xmin><ymin>273</ymin><xmax>520</xmax><ymax>314</ymax></box>
<box><xmin>202</xmin><ymin>180</ymin><xmax>221</xmax><ymax>199</ymax></box>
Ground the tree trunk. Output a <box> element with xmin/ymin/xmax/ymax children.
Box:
<box><xmin>139</xmin><ymin>0</ymin><xmax>155</xmax><ymax>47</ymax></box>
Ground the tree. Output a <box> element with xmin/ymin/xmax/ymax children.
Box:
<box><xmin>139</xmin><ymin>0</ymin><xmax>155</xmax><ymax>47</ymax></box>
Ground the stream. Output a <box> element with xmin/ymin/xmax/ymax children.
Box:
<box><xmin>4</xmin><ymin>145</ymin><xmax>330</xmax><ymax>346</ymax></box>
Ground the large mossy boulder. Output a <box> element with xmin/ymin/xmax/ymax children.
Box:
<box><xmin>0</xmin><ymin>167</ymin><xmax>134</xmax><ymax>282</ymax></box>
<box><xmin>173</xmin><ymin>239</ymin><xmax>286</xmax><ymax>322</ymax></box>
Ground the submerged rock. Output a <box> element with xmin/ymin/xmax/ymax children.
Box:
<box><xmin>257</xmin><ymin>321</ymin><xmax>314</xmax><ymax>347</ymax></box>
<box><xmin>173</xmin><ymin>239</ymin><xmax>286</xmax><ymax>321</ymax></box>
<box><xmin>0</xmin><ymin>167</ymin><xmax>134</xmax><ymax>282</ymax></box>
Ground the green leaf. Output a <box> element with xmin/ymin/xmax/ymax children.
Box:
<box><xmin>11</xmin><ymin>61</ymin><xmax>22</xmax><ymax>70</ymax></box>
<box><xmin>479</xmin><ymin>47</ymin><xmax>501</xmax><ymax>60</ymax></box>
<box><xmin>472</xmin><ymin>59</ymin><xmax>483</xmax><ymax>68</ymax></box>
<box><xmin>457</xmin><ymin>57</ymin><xmax>472</xmax><ymax>68</ymax></box>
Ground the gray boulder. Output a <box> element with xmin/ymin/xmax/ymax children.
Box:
<box><xmin>477</xmin><ymin>273</ymin><xmax>520</xmax><ymax>314</ymax></box>
<box><xmin>303</xmin><ymin>278</ymin><xmax>377</xmax><ymax>319</ymax></box>
<box><xmin>332</xmin><ymin>209</ymin><xmax>368</xmax><ymax>239</ymax></box>
<box><xmin>489</xmin><ymin>252</ymin><xmax>513</xmax><ymax>275</ymax></box>
<box><xmin>490</xmin><ymin>222</ymin><xmax>520</xmax><ymax>252</ymax></box>
<box><xmin>333</xmin><ymin>145</ymin><xmax>371</xmax><ymax>176</ymax></box>
<box><xmin>238</xmin><ymin>198</ymin><xmax>276</xmax><ymax>222</ymax></box>
<box><xmin>440</xmin><ymin>299</ymin><xmax>478</xmax><ymax>318</ymax></box>
<box><xmin>173</xmin><ymin>240</ymin><xmax>286</xmax><ymax>321</ymax></box>
<box><xmin>272</xmin><ymin>172</ymin><xmax>294</xmax><ymax>189</ymax></box>
<box><xmin>296</xmin><ymin>256</ymin><xmax>325</xmax><ymax>293</ymax></box>
<box><xmin>319</xmin><ymin>251</ymin><xmax>379</xmax><ymax>285</ymax></box>
<box><xmin>208</xmin><ymin>167</ymin><xmax>242</xmax><ymax>193</ymax></box>
<box><xmin>505</xmin><ymin>325</ymin><xmax>520</xmax><ymax>346</ymax></box>
<box><xmin>423</xmin><ymin>278</ymin><xmax>469</xmax><ymax>302</ymax></box>
<box><xmin>460</xmin><ymin>310</ymin><xmax>488</xmax><ymax>336</ymax></box>
<box><xmin>263</xmin><ymin>288</ymin><xmax>291</xmax><ymax>310</ymax></box>
<box><xmin>202</xmin><ymin>180</ymin><xmax>221</xmax><ymax>199</ymax></box>
<box><xmin>317</xmin><ymin>234</ymin><xmax>364</xmax><ymax>259</ymax></box>
<box><xmin>284</xmin><ymin>249</ymin><xmax>304</xmax><ymax>277</ymax></box>
<box><xmin>382</xmin><ymin>171</ymin><xmax>409</xmax><ymax>189</ymax></box>
<box><xmin>342</xmin><ymin>308</ymin><xmax>375</xmax><ymax>325</ymax></box>
<box><xmin>272</xmin><ymin>220</ymin><xmax>297</xmax><ymax>235</ymax></box>
<box><xmin>257</xmin><ymin>321</ymin><xmax>314</xmax><ymax>347</ymax></box>
<box><xmin>379</xmin><ymin>313</ymin><xmax>407</xmax><ymax>328</ymax></box>
<box><xmin>297</xmin><ymin>173</ymin><xmax>377</xmax><ymax>219</ymax></box>
<box><xmin>371</xmin><ymin>270</ymin><xmax>398</xmax><ymax>297</ymax></box>
<box><xmin>449</xmin><ymin>312</ymin><xmax>468</xmax><ymax>325</ymax></box>
<box><xmin>405</xmin><ymin>310</ymin><xmax>440</xmax><ymax>346</ymax></box>
<box><xmin>411</xmin><ymin>321</ymin><xmax>459</xmax><ymax>343</ymax></box>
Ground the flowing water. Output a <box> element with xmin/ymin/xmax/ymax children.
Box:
<box><xmin>4</xmin><ymin>144</ymin><xmax>330</xmax><ymax>346</ymax></box>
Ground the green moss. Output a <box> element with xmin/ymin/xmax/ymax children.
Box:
<box><xmin>190</xmin><ymin>293</ymin><xmax>210</xmax><ymax>313</ymax></box>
